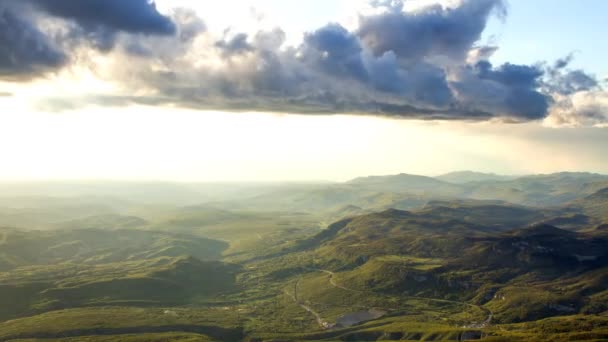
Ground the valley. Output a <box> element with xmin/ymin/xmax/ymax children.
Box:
<box><xmin>0</xmin><ymin>172</ymin><xmax>607</xmax><ymax>341</ymax></box>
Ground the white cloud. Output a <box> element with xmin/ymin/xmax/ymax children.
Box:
<box><xmin>545</xmin><ymin>90</ymin><xmax>608</xmax><ymax>128</ymax></box>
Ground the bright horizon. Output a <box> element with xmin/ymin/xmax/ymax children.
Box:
<box><xmin>1</xmin><ymin>0</ymin><xmax>607</xmax><ymax>182</ymax></box>
<box><xmin>1</xmin><ymin>107</ymin><xmax>607</xmax><ymax>182</ymax></box>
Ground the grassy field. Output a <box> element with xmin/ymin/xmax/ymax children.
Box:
<box><xmin>0</xmin><ymin>307</ymin><xmax>243</xmax><ymax>341</ymax></box>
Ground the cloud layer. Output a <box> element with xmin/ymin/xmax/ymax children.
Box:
<box><xmin>0</xmin><ymin>0</ymin><xmax>606</xmax><ymax>126</ymax></box>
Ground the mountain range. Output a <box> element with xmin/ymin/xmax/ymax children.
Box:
<box><xmin>0</xmin><ymin>171</ymin><xmax>607</xmax><ymax>340</ymax></box>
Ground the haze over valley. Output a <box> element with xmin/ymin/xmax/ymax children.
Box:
<box><xmin>1</xmin><ymin>171</ymin><xmax>608</xmax><ymax>340</ymax></box>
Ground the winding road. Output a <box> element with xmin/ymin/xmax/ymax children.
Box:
<box><xmin>285</xmin><ymin>268</ymin><xmax>493</xmax><ymax>332</ymax></box>
<box><xmin>284</xmin><ymin>278</ymin><xmax>332</xmax><ymax>329</ymax></box>
<box><xmin>312</xmin><ymin>269</ymin><xmax>492</xmax><ymax>329</ymax></box>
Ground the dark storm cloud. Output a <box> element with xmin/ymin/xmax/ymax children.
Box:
<box><xmin>122</xmin><ymin>8</ymin><xmax>205</xmax><ymax>58</ymax></box>
<box><xmin>365</xmin><ymin>51</ymin><xmax>453</xmax><ymax>107</ymax></box>
<box><xmin>120</xmin><ymin>20</ymin><xmax>461</xmax><ymax>119</ymax></box>
<box><xmin>0</xmin><ymin>3</ymin><xmax>67</xmax><ymax>79</ymax></box>
<box><xmin>29</xmin><ymin>0</ymin><xmax>175</xmax><ymax>36</ymax></box>
<box><xmin>0</xmin><ymin>0</ymin><xmax>176</xmax><ymax>80</ymax></box>
<box><xmin>450</xmin><ymin>61</ymin><xmax>550</xmax><ymax>120</ymax></box>
<box><xmin>470</xmin><ymin>61</ymin><xmax>551</xmax><ymax>119</ymax></box>
<box><xmin>358</xmin><ymin>0</ymin><xmax>505</xmax><ymax>61</ymax></box>
<box><xmin>475</xmin><ymin>61</ymin><xmax>543</xmax><ymax>88</ymax></box>
<box><xmin>30</xmin><ymin>0</ymin><xmax>176</xmax><ymax>52</ymax></box>
<box><xmin>125</xmin><ymin>21</ymin><xmax>544</xmax><ymax>121</ymax></box>
<box><xmin>300</xmin><ymin>23</ymin><xmax>369</xmax><ymax>82</ymax></box>
<box><xmin>125</xmin><ymin>0</ymin><xmax>520</xmax><ymax>120</ymax></box>
<box><xmin>304</xmin><ymin>24</ymin><xmax>361</xmax><ymax>63</ymax></box>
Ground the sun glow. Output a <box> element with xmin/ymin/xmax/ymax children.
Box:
<box><xmin>1</xmin><ymin>103</ymin><xmax>604</xmax><ymax>182</ymax></box>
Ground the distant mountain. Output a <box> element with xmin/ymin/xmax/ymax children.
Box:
<box><xmin>436</xmin><ymin>171</ymin><xmax>517</xmax><ymax>184</ymax></box>
<box><xmin>344</xmin><ymin>172</ymin><xmax>608</xmax><ymax>207</ymax></box>
<box><xmin>518</xmin><ymin>171</ymin><xmax>608</xmax><ymax>182</ymax></box>
<box><xmin>0</xmin><ymin>181</ymin><xmax>211</xmax><ymax>205</ymax></box>
<box><xmin>463</xmin><ymin>172</ymin><xmax>608</xmax><ymax>206</ymax></box>
<box><xmin>221</xmin><ymin>184</ymin><xmax>433</xmax><ymax>213</ymax></box>
<box><xmin>347</xmin><ymin>173</ymin><xmax>462</xmax><ymax>195</ymax></box>
<box><xmin>213</xmin><ymin>172</ymin><xmax>608</xmax><ymax>218</ymax></box>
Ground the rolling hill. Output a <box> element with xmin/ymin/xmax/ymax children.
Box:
<box><xmin>0</xmin><ymin>228</ymin><xmax>228</xmax><ymax>271</ymax></box>
<box><xmin>257</xmin><ymin>206</ymin><xmax>608</xmax><ymax>327</ymax></box>
<box><xmin>0</xmin><ymin>174</ymin><xmax>607</xmax><ymax>340</ymax></box>
<box><xmin>570</xmin><ymin>187</ymin><xmax>608</xmax><ymax>220</ymax></box>
<box><xmin>436</xmin><ymin>171</ymin><xmax>517</xmax><ymax>184</ymax></box>
<box><xmin>348</xmin><ymin>173</ymin><xmax>463</xmax><ymax>195</ymax></box>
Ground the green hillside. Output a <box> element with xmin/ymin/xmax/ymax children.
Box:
<box><xmin>0</xmin><ymin>228</ymin><xmax>227</xmax><ymax>271</ymax></box>
<box><xmin>570</xmin><ymin>187</ymin><xmax>608</xmax><ymax>220</ymax></box>
<box><xmin>246</xmin><ymin>207</ymin><xmax>608</xmax><ymax>331</ymax></box>
<box><xmin>0</xmin><ymin>175</ymin><xmax>607</xmax><ymax>340</ymax></box>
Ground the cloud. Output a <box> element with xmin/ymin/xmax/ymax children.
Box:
<box><xmin>121</xmin><ymin>8</ymin><xmax>205</xmax><ymax>58</ymax></box>
<box><xmin>108</xmin><ymin>18</ymin><xmax>542</xmax><ymax>121</ymax></box>
<box><xmin>458</xmin><ymin>61</ymin><xmax>549</xmax><ymax>120</ymax></box>
<box><xmin>105</xmin><ymin>0</ymin><xmax>550</xmax><ymax>121</ymax></box>
<box><xmin>553</xmin><ymin>53</ymin><xmax>575</xmax><ymax>70</ymax></box>
<box><xmin>357</xmin><ymin>0</ymin><xmax>506</xmax><ymax>62</ymax></box>
<box><xmin>448</xmin><ymin>61</ymin><xmax>549</xmax><ymax>121</ymax></box>
<box><xmin>542</xmin><ymin>55</ymin><xmax>607</xmax><ymax>127</ymax></box>
<box><xmin>2</xmin><ymin>0</ymin><xmax>606</xmax><ymax>126</ymax></box>
<box><xmin>33</xmin><ymin>0</ymin><xmax>177</xmax><ymax>52</ymax></box>
<box><xmin>29</xmin><ymin>0</ymin><xmax>175</xmax><ymax>35</ymax></box>
<box><xmin>0</xmin><ymin>3</ymin><xmax>67</xmax><ymax>80</ymax></box>
<box><xmin>545</xmin><ymin>91</ymin><xmax>608</xmax><ymax>127</ymax></box>
<box><xmin>475</xmin><ymin>61</ymin><xmax>543</xmax><ymax>88</ymax></box>
<box><xmin>550</xmin><ymin>70</ymin><xmax>599</xmax><ymax>96</ymax></box>
<box><xmin>0</xmin><ymin>0</ymin><xmax>176</xmax><ymax>79</ymax></box>
<box><xmin>215</xmin><ymin>32</ymin><xmax>254</xmax><ymax>57</ymax></box>
<box><xmin>302</xmin><ymin>24</ymin><xmax>369</xmax><ymax>82</ymax></box>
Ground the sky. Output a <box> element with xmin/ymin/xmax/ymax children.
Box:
<box><xmin>0</xmin><ymin>0</ymin><xmax>607</xmax><ymax>182</ymax></box>
<box><xmin>483</xmin><ymin>0</ymin><xmax>608</xmax><ymax>78</ymax></box>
